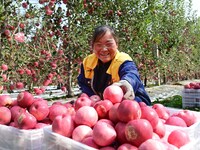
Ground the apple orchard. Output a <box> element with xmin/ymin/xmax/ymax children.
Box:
<box><xmin>1</xmin><ymin>0</ymin><xmax>200</xmax><ymax>97</ymax></box>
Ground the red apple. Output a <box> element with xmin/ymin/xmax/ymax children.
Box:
<box><xmin>140</xmin><ymin>106</ymin><xmax>159</xmax><ymax>129</ymax></box>
<box><xmin>11</xmin><ymin>99</ymin><xmax>18</xmax><ymax>106</ymax></box>
<box><xmin>139</xmin><ymin>101</ymin><xmax>147</xmax><ymax>107</ymax></box>
<box><xmin>115</xmin><ymin>122</ymin><xmax>129</xmax><ymax>144</ymax></box>
<box><xmin>172</xmin><ymin>110</ymin><xmax>197</xmax><ymax>127</ymax></box>
<box><xmin>99</xmin><ymin>147</ymin><xmax>115</xmax><ymax>150</ymax></box>
<box><xmin>74</xmin><ymin>96</ymin><xmax>93</xmax><ymax>111</ymax></box>
<box><xmin>48</xmin><ymin>104</ymin><xmax>68</xmax><ymax>121</ymax></box>
<box><xmin>66</xmin><ymin>106</ymin><xmax>76</xmax><ymax>116</ymax></box>
<box><xmin>103</xmin><ymin>85</ymin><xmax>124</xmax><ymax>104</ymax></box>
<box><xmin>189</xmin><ymin>82</ymin><xmax>197</xmax><ymax>89</ymax></box>
<box><xmin>35</xmin><ymin>122</ymin><xmax>49</xmax><ymax>129</ymax></box>
<box><xmin>81</xmin><ymin>137</ymin><xmax>100</xmax><ymax>149</ymax></box>
<box><xmin>184</xmin><ymin>84</ymin><xmax>191</xmax><ymax>89</ymax></box>
<box><xmin>118</xmin><ymin>143</ymin><xmax>138</xmax><ymax>150</ymax></box>
<box><xmin>52</xmin><ymin>114</ymin><xmax>75</xmax><ymax>137</ymax></box>
<box><xmin>60</xmin><ymin>86</ymin><xmax>66</xmax><ymax>92</ymax></box>
<box><xmin>152</xmin><ymin>103</ymin><xmax>170</xmax><ymax>120</ymax></box>
<box><xmin>125</xmin><ymin>119</ymin><xmax>153</xmax><ymax>147</ymax></box>
<box><xmin>117</xmin><ymin>100</ymin><xmax>141</xmax><ymax>123</ymax></box>
<box><xmin>52</xmin><ymin>101</ymin><xmax>63</xmax><ymax>105</ymax></box>
<box><xmin>168</xmin><ymin>129</ymin><xmax>190</xmax><ymax>148</ymax></box>
<box><xmin>93</xmin><ymin>100</ymin><xmax>113</xmax><ymax>119</ymax></box>
<box><xmin>16</xmin><ymin>82</ymin><xmax>24</xmax><ymax>89</ymax></box>
<box><xmin>138</xmin><ymin>139</ymin><xmax>168</xmax><ymax>150</ymax></box>
<box><xmin>165</xmin><ymin>116</ymin><xmax>187</xmax><ymax>127</ymax></box>
<box><xmin>63</xmin><ymin>101</ymin><xmax>74</xmax><ymax>108</ymax></box>
<box><xmin>34</xmin><ymin>88</ymin><xmax>43</xmax><ymax>95</ymax></box>
<box><xmin>34</xmin><ymin>98</ymin><xmax>48</xmax><ymax>104</ymax></box>
<box><xmin>40</xmin><ymin>117</ymin><xmax>52</xmax><ymax>125</ymax></box>
<box><xmin>9</xmin><ymin>84</ymin><xmax>15</xmax><ymax>91</ymax></box>
<box><xmin>9</xmin><ymin>121</ymin><xmax>18</xmax><ymax>127</ymax></box>
<box><xmin>0</xmin><ymin>106</ymin><xmax>11</xmax><ymax>125</ymax></box>
<box><xmin>90</xmin><ymin>95</ymin><xmax>101</xmax><ymax>103</ymax></box>
<box><xmin>1</xmin><ymin>64</ymin><xmax>8</xmax><ymax>71</ymax></box>
<box><xmin>79</xmin><ymin>93</ymin><xmax>89</xmax><ymax>98</ymax></box>
<box><xmin>17</xmin><ymin>91</ymin><xmax>35</xmax><ymax>108</ymax></box>
<box><xmin>29</xmin><ymin>100</ymin><xmax>49</xmax><ymax>121</ymax></box>
<box><xmin>72</xmin><ymin>125</ymin><xmax>93</xmax><ymax>142</ymax></box>
<box><xmin>92</xmin><ymin>121</ymin><xmax>117</xmax><ymax>147</ymax></box>
<box><xmin>0</xmin><ymin>95</ymin><xmax>13</xmax><ymax>107</ymax></box>
<box><xmin>194</xmin><ymin>84</ymin><xmax>200</xmax><ymax>89</ymax></box>
<box><xmin>14</xmin><ymin>111</ymin><xmax>37</xmax><ymax>129</ymax></box>
<box><xmin>153</xmin><ymin>119</ymin><xmax>166</xmax><ymax>138</ymax></box>
<box><xmin>74</xmin><ymin>106</ymin><xmax>98</xmax><ymax>127</ymax></box>
<box><xmin>98</xmin><ymin>119</ymin><xmax>114</xmax><ymax>127</ymax></box>
<box><xmin>108</xmin><ymin>102</ymin><xmax>120</xmax><ymax>124</ymax></box>
<box><xmin>10</xmin><ymin>105</ymin><xmax>25</xmax><ymax>121</ymax></box>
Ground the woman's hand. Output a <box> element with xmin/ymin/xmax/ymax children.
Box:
<box><xmin>113</xmin><ymin>80</ymin><xmax>135</xmax><ymax>100</ymax></box>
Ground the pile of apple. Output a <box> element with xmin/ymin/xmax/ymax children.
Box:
<box><xmin>0</xmin><ymin>85</ymin><xmax>199</xmax><ymax>150</ymax></box>
<box><xmin>50</xmin><ymin>85</ymin><xmax>198</xmax><ymax>150</ymax></box>
<box><xmin>0</xmin><ymin>91</ymin><xmax>71</xmax><ymax>129</ymax></box>
<box><xmin>184</xmin><ymin>82</ymin><xmax>200</xmax><ymax>89</ymax></box>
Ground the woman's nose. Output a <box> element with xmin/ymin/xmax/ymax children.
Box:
<box><xmin>102</xmin><ymin>45</ymin><xmax>108</xmax><ymax>50</ymax></box>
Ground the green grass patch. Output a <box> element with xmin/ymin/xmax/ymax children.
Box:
<box><xmin>152</xmin><ymin>95</ymin><xmax>200</xmax><ymax>112</ymax></box>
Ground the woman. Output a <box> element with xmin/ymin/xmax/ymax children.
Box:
<box><xmin>77</xmin><ymin>25</ymin><xmax>151</xmax><ymax>105</ymax></box>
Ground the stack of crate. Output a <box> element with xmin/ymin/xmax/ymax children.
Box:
<box><xmin>182</xmin><ymin>82</ymin><xmax>200</xmax><ymax>108</ymax></box>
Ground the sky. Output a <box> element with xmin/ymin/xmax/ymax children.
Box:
<box><xmin>191</xmin><ymin>0</ymin><xmax>200</xmax><ymax>16</ymax></box>
<box><xmin>28</xmin><ymin>0</ymin><xmax>200</xmax><ymax>16</ymax></box>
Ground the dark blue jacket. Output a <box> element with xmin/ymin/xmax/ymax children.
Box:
<box><xmin>77</xmin><ymin>51</ymin><xmax>151</xmax><ymax>105</ymax></box>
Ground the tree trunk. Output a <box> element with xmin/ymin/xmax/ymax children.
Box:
<box><xmin>144</xmin><ymin>75</ymin><xmax>147</xmax><ymax>87</ymax></box>
<box><xmin>155</xmin><ymin>44</ymin><xmax>161</xmax><ymax>86</ymax></box>
<box><xmin>163</xmin><ymin>70</ymin><xmax>166</xmax><ymax>84</ymax></box>
<box><xmin>66</xmin><ymin>68</ymin><xmax>74</xmax><ymax>97</ymax></box>
<box><xmin>66</xmin><ymin>52</ymin><xmax>75</xmax><ymax>97</ymax></box>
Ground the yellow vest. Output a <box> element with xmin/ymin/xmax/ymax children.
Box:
<box><xmin>83</xmin><ymin>51</ymin><xmax>133</xmax><ymax>83</ymax></box>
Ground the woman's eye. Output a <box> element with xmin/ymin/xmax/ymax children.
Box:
<box><xmin>106</xmin><ymin>43</ymin><xmax>113</xmax><ymax>47</ymax></box>
<box><xmin>95</xmin><ymin>44</ymin><xmax>102</xmax><ymax>47</ymax></box>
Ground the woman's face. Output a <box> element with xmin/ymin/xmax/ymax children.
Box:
<box><xmin>93</xmin><ymin>31</ymin><xmax>118</xmax><ymax>63</ymax></box>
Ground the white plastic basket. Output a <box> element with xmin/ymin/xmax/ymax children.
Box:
<box><xmin>42</xmin><ymin>126</ymin><xmax>97</xmax><ymax>150</ymax></box>
<box><xmin>0</xmin><ymin>124</ymin><xmax>46</xmax><ymax>150</ymax></box>
<box><xmin>164</xmin><ymin>107</ymin><xmax>200</xmax><ymax>150</ymax></box>
<box><xmin>182</xmin><ymin>89</ymin><xmax>200</xmax><ymax>108</ymax></box>
<box><xmin>42</xmin><ymin>108</ymin><xmax>200</xmax><ymax>150</ymax></box>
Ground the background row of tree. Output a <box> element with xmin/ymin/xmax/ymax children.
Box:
<box><xmin>0</xmin><ymin>0</ymin><xmax>200</xmax><ymax>96</ymax></box>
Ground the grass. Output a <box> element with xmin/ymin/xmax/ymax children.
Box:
<box><xmin>152</xmin><ymin>95</ymin><xmax>200</xmax><ymax>112</ymax></box>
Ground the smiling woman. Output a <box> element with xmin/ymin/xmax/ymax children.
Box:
<box><xmin>77</xmin><ymin>25</ymin><xmax>152</xmax><ymax>106</ymax></box>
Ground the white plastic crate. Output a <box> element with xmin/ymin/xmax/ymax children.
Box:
<box><xmin>182</xmin><ymin>89</ymin><xmax>200</xmax><ymax>97</ymax></box>
<box><xmin>164</xmin><ymin>121</ymin><xmax>200</xmax><ymax>150</ymax></box>
<box><xmin>182</xmin><ymin>89</ymin><xmax>200</xmax><ymax>108</ymax></box>
<box><xmin>42</xmin><ymin>108</ymin><xmax>200</xmax><ymax>150</ymax></box>
<box><xmin>0</xmin><ymin>124</ymin><xmax>46</xmax><ymax>150</ymax></box>
<box><xmin>164</xmin><ymin>107</ymin><xmax>200</xmax><ymax>150</ymax></box>
<box><xmin>42</xmin><ymin>126</ymin><xmax>97</xmax><ymax>150</ymax></box>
